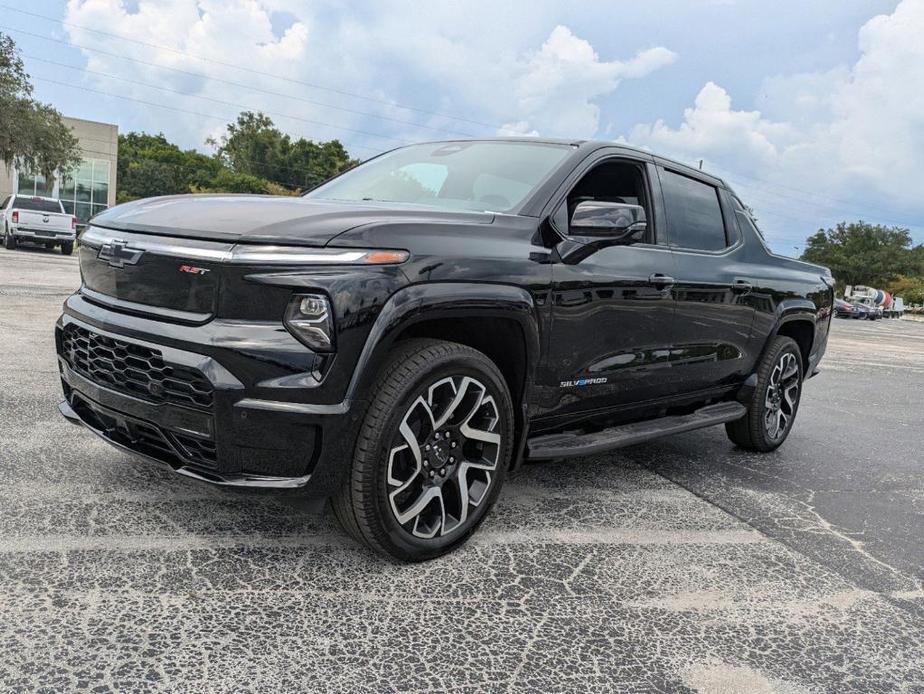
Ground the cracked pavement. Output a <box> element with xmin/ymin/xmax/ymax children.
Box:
<box><xmin>1</xmin><ymin>246</ymin><xmax>922</xmax><ymax>692</ymax></box>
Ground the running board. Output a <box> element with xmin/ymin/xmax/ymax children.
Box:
<box><xmin>526</xmin><ymin>402</ymin><xmax>747</xmax><ymax>460</ymax></box>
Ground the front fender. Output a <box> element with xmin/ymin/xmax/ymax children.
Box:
<box><xmin>344</xmin><ymin>282</ymin><xmax>542</xmax><ymax>405</ymax></box>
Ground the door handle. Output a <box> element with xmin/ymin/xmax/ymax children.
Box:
<box><xmin>732</xmin><ymin>279</ymin><xmax>753</xmax><ymax>293</ymax></box>
<box><xmin>648</xmin><ymin>273</ymin><xmax>675</xmax><ymax>287</ymax></box>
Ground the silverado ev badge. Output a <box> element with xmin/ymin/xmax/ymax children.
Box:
<box><xmin>98</xmin><ymin>240</ymin><xmax>144</xmax><ymax>268</ymax></box>
<box><xmin>560</xmin><ymin>377</ymin><xmax>608</xmax><ymax>387</ymax></box>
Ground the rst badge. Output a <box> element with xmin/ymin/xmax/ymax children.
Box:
<box><xmin>178</xmin><ymin>265</ymin><xmax>210</xmax><ymax>275</ymax></box>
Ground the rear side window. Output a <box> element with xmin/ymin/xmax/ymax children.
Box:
<box><xmin>732</xmin><ymin>196</ymin><xmax>766</xmax><ymax>243</ymax></box>
<box><xmin>660</xmin><ymin>170</ymin><xmax>727</xmax><ymax>251</ymax></box>
<box><xmin>13</xmin><ymin>196</ymin><xmax>63</xmax><ymax>213</ymax></box>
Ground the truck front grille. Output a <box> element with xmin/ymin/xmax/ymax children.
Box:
<box><xmin>61</xmin><ymin>324</ymin><xmax>214</xmax><ymax>410</ymax></box>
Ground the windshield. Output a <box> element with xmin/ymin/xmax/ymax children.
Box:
<box><xmin>305</xmin><ymin>141</ymin><xmax>572</xmax><ymax>213</ymax></box>
<box><xmin>14</xmin><ymin>197</ymin><xmax>63</xmax><ymax>213</ymax></box>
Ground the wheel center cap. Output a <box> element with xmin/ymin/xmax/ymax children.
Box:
<box><xmin>431</xmin><ymin>440</ymin><xmax>450</xmax><ymax>465</ymax></box>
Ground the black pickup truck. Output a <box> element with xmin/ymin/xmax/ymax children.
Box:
<box><xmin>56</xmin><ymin>139</ymin><xmax>833</xmax><ymax>561</ymax></box>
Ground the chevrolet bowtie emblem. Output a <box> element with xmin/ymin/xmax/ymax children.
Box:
<box><xmin>98</xmin><ymin>240</ymin><xmax>144</xmax><ymax>268</ymax></box>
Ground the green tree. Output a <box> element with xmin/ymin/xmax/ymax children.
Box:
<box><xmin>800</xmin><ymin>221</ymin><xmax>921</xmax><ymax>288</ymax></box>
<box><xmin>0</xmin><ymin>33</ymin><xmax>81</xmax><ymax>180</ymax></box>
<box><xmin>210</xmin><ymin>112</ymin><xmax>358</xmax><ymax>191</ymax></box>
<box><xmin>117</xmin><ymin>114</ymin><xmax>359</xmax><ymax>202</ymax></box>
<box><xmin>117</xmin><ymin>132</ymin><xmax>223</xmax><ymax>202</ymax></box>
<box><xmin>887</xmin><ymin>275</ymin><xmax>924</xmax><ymax>305</ymax></box>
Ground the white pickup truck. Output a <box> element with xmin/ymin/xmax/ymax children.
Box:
<box><xmin>1</xmin><ymin>195</ymin><xmax>77</xmax><ymax>255</ymax></box>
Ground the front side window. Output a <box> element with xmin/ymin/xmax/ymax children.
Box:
<box><xmin>554</xmin><ymin>160</ymin><xmax>652</xmax><ymax>242</ymax></box>
<box><xmin>660</xmin><ymin>169</ymin><xmax>727</xmax><ymax>251</ymax></box>
<box><xmin>305</xmin><ymin>141</ymin><xmax>572</xmax><ymax>213</ymax></box>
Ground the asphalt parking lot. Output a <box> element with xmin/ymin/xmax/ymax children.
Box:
<box><xmin>1</xmin><ymin>245</ymin><xmax>922</xmax><ymax>693</ymax></box>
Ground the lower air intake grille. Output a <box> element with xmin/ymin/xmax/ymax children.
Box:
<box><xmin>62</xmin><ymin>324</ymin><xmax>214</xmax><ymax>409</ymax></box>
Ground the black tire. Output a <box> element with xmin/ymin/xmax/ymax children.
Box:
<box><xmin>726</xmin><ymin>336</ymin><xmax>803</xmax><ymax>452</ymax></box>
<box><xmin>44</xmin><ymin>242</ymin><xmax>55</xmax><ymax>249</ymax></box>
<box><xmin>61</xmin><ymin>241</ymin><xmax>74</xmax><ymax>256</ymax></box>
<box><xmin>332</xmin><ymin>338</ymin><xmax>514</xmax><ymax>561</ymax></box>
<box><xmin>3</xmin><ymin>228</ymin><xmax>15</xmax><ymax>250</ymax></box>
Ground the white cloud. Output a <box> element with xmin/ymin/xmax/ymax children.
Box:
<box><xmin>511</xmin><ymin>26</ymin><xmax>676</xmax><ymax>136</ymax></box>
<box><xmin>630</xmin><ymin>81</ymin><xmax>794</xmax><ymax>163</ymax></box>
<box><xmin>56</xmin><ymin>0</ymin><xmax>922</xmax><ymax>251</ymax></box>
<box><xmin>626</xmin><ymin>0</ymin><xmax>924</xmax><ymax>243</ymax></box>
<box><xmin>62</xmin><ymin>2</ymin><xmax>675</xmax><ymax>153</ymax></box>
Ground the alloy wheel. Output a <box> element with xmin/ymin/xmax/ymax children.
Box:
<box><xmin>386</xmin><ymin>375</ymin><xmax>502</xmax><ymax>539</ymax></box>
<box><xmin>764</xmin><ymin>351</ymin><xmax>800</xmax><ymax>441</ymax></box>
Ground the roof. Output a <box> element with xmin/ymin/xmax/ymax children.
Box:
<box><xmin>402</xmin><ymin>137</ymin><xmax>727</xmax><ymax>187</ymax></box>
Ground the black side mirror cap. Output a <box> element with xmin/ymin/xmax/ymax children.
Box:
<box><xmin>570</xmin><ymin>201</ymin><xmax>647</xmax><ymax>239</ymax></box>
<box><xmin>559</xmin><ymin>201</ymin><xmax>648</xmax><ymax>263</ymax></box>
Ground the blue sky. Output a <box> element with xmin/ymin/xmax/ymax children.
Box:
<box><xmin>4</xmin><ymin>0</ymin><xmax>923</xmax><ymax>254</ymax></box>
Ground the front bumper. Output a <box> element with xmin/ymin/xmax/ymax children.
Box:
<box><xmin>58</xmin><ymin>398</ymin><xmax>311</xmax><ymax>488</ymax></box>
<box><xmin>56</xmin><ymin>297</ymin><xmax>360</xmax><ymax>494</ymax></box>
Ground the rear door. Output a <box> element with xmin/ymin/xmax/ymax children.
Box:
<box><xmin>656</xmin><ymin>165</ymin><xmax>756</xmax><ymax>395</ymax></box>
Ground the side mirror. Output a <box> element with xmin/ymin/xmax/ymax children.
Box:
<box><xmin>570</xmin><ymin>201</ymin><xmax>647</xmax><ymax>241</ymax></box>
<box><xmin>557</xmin><ymin>201</ymin><xmax>648</xmax><ymax>264</ymax></box>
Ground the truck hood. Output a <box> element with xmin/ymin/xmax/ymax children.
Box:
<box><xmin>90</xmin><ymin>194</ymin><xmax>495</xmax><ymax>246</ymax></box>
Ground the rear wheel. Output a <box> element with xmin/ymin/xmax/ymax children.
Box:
<box><xmin>3</xmin><ymin>227</ymin><xmax>15</xmax><ymax>250</ymax></box>
<box><xmin>332</xmin><ymin>338</ymin><xmax>514</xmax><ymax>561</ymax></box>
<box><xmin>61</xmin><ymin>241</ymin><xmax>74</xmax><ymax>255</ymax></box>
<box><xmin>726</xmin><ymin>336</ymin><xmax>803</xmax><ymax>452</ymax></box>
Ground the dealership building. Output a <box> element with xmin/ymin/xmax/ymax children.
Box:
<box><xmin>0</xmin><ymin>116</ymin><xmax>118</xmax><ymax>225</ymax></box>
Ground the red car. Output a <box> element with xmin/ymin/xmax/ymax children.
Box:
<box><xmin>835</xmin><ymin>299</ymin><xmax>860</xmax><ymax>318</ymax></box>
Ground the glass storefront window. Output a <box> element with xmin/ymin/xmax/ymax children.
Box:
<box><xmin>57</xmin><ymin>158</ymin><xmax>111</xmax><ymax>224</ymax></box>
<box><xmin>17</xmin><ymin>171</ymin><xmax>49</xmax><ymax>196</ymax></box>
<box><xmin>75</xmin><ymin>202</ymin><xmax>93</xmax><ymax>225</ymax></box>
<box><xmin>92</xmin><ymin>160</ymin><xmax>110</xmax><ymax>183</ymax></box>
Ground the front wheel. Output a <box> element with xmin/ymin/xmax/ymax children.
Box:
<box><xmin>726</xmin><ymin>336</ymin><xmax>803</xmax><ymax>452</ymax></box>
<box><xmin>332</xmin><ymin>339</ymin><xmax>514</xmax><ymax>561</ymax></box>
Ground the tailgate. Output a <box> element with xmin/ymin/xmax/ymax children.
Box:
<box><xmin>16</xmin><ymin>210</ymin><xmax>72</xmax><ymax>231</ymax></box>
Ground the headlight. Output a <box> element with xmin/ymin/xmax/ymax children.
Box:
<box><xmin>229</xmin><ymin>246</ymin><xmax>409</xmax><ymax>265</ymax></box>
<box><xmin>284</xmin><ymin>293</ymin><xmax>335</xmax><ymax>351</ymax></box>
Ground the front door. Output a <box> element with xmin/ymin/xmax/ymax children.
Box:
<box><xmin>535</xmin><ymin>155</ymin><xmax>679</xmax><ymax>428</ymax></box>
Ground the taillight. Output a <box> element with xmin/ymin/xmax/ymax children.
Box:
<box><xmin>71</xmin><ymin>216</ymin><xmax>77</xmax><ymax>231</ymax></box>
<box><xmin>11</xmin><ymin>211</ymin><xmax>18</xmax><ymax>224</ymax></box>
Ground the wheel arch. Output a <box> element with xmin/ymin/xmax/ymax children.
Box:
<box><xmin>739</xmin><ymin>303</ymin><xmax>816</xmax><ymax>404</ymax></box>
<box><xmin>775</xmin><ymin>317</ymin><xmax>815</xmax><ymax>372</ymax></box>
<box><xmin>345</xmin><ymin>282</ymin><xmax>542</xmax><ymax>467</ymax></box>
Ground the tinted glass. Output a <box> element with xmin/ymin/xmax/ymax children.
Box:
<box><xmin>732</xmin><ymin>196</ymin><xmax>767</xmax><ymax>243</ymax></box>
<box><xmin>13</xmin><ymin>197</ymin><xmax>63</xmax><ymax>213</ymax></box>
<box><xmin>661</xmin><ymin>170</ymin><xmax>727</xmax><ymax>251</ymax></box>
<box><xmin>306</xmin><ymin>141</ymin><xmax>571</xmax><ymax>213</ymax></box>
